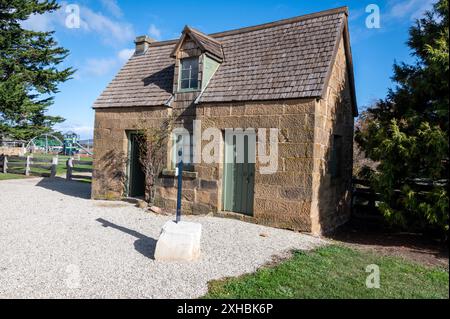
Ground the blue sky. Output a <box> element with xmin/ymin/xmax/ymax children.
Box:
<box><xmin>22</xmin><ymin>0</ymin><xmax>436</xmax><ymax>139</ymax></box>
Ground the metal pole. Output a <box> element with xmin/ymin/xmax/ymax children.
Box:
<box><xmin>176</xmin><ymin>150</ymin><xmax>183</xmax><ymax>224</ymax></box>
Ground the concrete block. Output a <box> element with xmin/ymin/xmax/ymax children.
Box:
<box><xmin>154</xmin><ymin>221</ymin><xmax>202</xmax><ymax>262</ymax></box>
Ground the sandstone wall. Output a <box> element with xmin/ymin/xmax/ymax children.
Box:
<box><xmin>193</xmin><ymin>98</ymin><xmax>317</xmax><ymax>231</ymax></box>
<box><xmin>92</xmin><ymin>107</ymin><xmax>169</xmax><ymax>200</ymax></box>
<box><xmin>310</xmin><ymin>37</ymin><xmax>355</xmax><ymax>234</ymax></box>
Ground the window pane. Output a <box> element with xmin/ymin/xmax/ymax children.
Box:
<box><xmin>190</xmin><ymin>75</ymin><xmax>198</xmax><ymax>89</ymax></box>
<box><xmin>190</xmin><ymin>80</ymin><xmax>198</xmax><ymax>90</ymax></box>
<box><xmin>180</xmin><ymin>69</ymin><xmax>190</xmax><ymax>80</ymax></box>
<box><xmin>180</xmin><ymin>79</ymin><xmax>190</xmax><ymax>89</ymax></box>
<box><xmin>183</xmin><ymin>58</ymin><xmax>197</xmax><ymax>69</ymax></box>
<box><xmin>179</xmin><ymin>57</ymin><xmax>199</xmax><ymax>90</ymax></box>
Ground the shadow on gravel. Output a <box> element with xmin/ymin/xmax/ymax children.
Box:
<box><xmin>96</xmin><ymin>218</ymin><xmax>157</xmax><ymax>260</ymax></box>
<box><xmin>36</xmin><ymin>177</ymin><xmax>91</xmax><ymax>199</ymax></box>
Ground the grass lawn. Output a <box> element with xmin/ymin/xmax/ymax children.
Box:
<box><xmin>1</xmin><ymin>155</ymin><xmax>92</xmax><ymax>182</ymax></box>
<box><xmin>0</xmin><ymin>173</ymin><xmax>28</xmax><ymax>181</ymax></box>
<box><xmin>204</xmin><ymin>245</ymin><xmax>449</xmax><ymax>299</ymax></box>
<box><xmin>30</xmin><ymin>155</ymin><xmax>93</xmax><ymax>183</ymax></box>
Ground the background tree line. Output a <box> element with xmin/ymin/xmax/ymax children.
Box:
<box><xmin>0</xmin><ymin>0</ymin><xmax>73</xmax><ymax>141</ymax></box>
<box><xmin>355</xmin><ymin>0</ymin><xmax>448</xmax><ymax>237</ymax></box>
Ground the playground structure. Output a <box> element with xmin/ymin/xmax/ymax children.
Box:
<box><xmin>26</xmin><ymin>134</ymin><xmax>63</xmax><ymax>154</ymax></box>
<box><xmin>25</xmin><ymin>132</ymin><xmax>93</xmax><ymax>156</ymax></box>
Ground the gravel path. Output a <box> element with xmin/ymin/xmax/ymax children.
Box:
<box><xmin>0</xmin><ymin>178</ymin><xmax>326</xmax><ymax>299</ymax></box>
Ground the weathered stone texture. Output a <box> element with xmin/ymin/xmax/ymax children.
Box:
<box><xmin>92</xmin><ymin>107</ymin><xmax>169</xmax><ymax>200</ymax></box>
<box><xmin>195</xmin><ymin>98</ymin><xmax>316</xmax><ymax>231</ymax></box>
<box><xmin>310</xmin><ymin>37</ymin><xmax>354</xmax><ymax>234</ymax></box>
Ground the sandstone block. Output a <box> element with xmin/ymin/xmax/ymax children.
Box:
<box><xmin>154</xmin><ymin>221</ymin><xmax>202</xmax><ymax>262</ymax></box>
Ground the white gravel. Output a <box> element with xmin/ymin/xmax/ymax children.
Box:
<box><xmin>0</xmin><ymin>178</ymin><xmax>326</xmax><ymax>299</ymax></box>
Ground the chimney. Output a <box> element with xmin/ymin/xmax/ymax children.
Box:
<box><xmin>134</xmin><ymin>35</ymin><xmax>155</xmax><ymax>55</ymax></box>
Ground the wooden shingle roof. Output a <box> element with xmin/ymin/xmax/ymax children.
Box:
<box><xmin>93</xmin><ymin>7</ymin><xmax>355</xmax><ymax>110</ymax></box>
<box><xmin>170</xmin><ymin>26</ymin><xmax>224</xmax><ymax>61</ymax></box>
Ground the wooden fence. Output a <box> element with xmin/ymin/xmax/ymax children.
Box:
<box><xmin>352</xmin><ymin>178</ymin><xmax>380</xmax><ymax>219</ymax></box>
<box><xmin>351</xmin><ymin>178</ymin><xmax>448</xmax><ymax>219</ymax></box>
<box><xmin>66</xmin><ymin>158</ymin><xmax>93</xmax><ymax>181</ymax></box>
<box><xmin>0</xmin><ymin>155</ymin><xmax>58</xmax><ymax>178</ymax></box>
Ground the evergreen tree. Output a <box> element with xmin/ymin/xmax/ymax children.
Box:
<box><xmin>356</xmin><ymin>0</ymin><xmax>449</xmax><ymax>235</ymax></box>
<box><xmin>0</xmin><ymin>0</ymin><xmax>74</xmax><ymax>140</ymax></box>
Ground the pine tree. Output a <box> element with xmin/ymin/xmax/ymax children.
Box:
<box><xmin>356</xmin><ymin>0</ymin><xmax>449</xmax><ymax>235</ymax></box>
<box><xmin>0</xmin><ymin>0</ymin><xmax>74</xmax><ymax>140</ymax></box>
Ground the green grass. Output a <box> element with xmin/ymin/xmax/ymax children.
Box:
<box><xmin>32</xmin><ymin>155</ymin><xmax>93</xmax><ymax>183</ymax></box>
<box><xmin>0</xmin><ymin>173</ymin><xmax>28</xmax><ymax>181</ymax></box>
<box><xmin>1</xmin><ymin>155</ymin><xmax>92</xmax><ymax>182</ymax></box>
<box><xmin>203</xmin><ymin>245</ymin><xmax>449</xmax><ymax>299</ymax></box>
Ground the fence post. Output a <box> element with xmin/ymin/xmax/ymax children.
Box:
<box><xmin>25</xmin><ymin>155</ymin><xmax>31</xmax><ymax>176</ymax></box>
<box><xmin>66</xmin><ymin>157</ymin><xmax>73</xmax><ymax>181</ymax></box>
<box><xmin>2</xmin><ymin>155</ymin><xmax>7</xmax><ymax>174</ymax></box>
<box><xmin>50</xmin><ymin>157</ymin><xmax>58</xmax><ymax>178</ymax></box>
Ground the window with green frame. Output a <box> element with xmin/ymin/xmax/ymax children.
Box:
<box><xmin>179</xmin><ymin>57</ymin><xmax>199</xmax><ymax>91</ymax></box>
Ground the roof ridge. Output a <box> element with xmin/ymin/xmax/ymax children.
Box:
<box><xmin>147</xmin><ymin>6</ymin><xmax>348</xmax><ymax>48</ymax></box>
<box><xmin>209</xmin><ymin>6</ymin><xmax>348</xmax><ymax>38</ymax></box>
<box><xmin>186</xmin><ymin>26</ymin><xmax>222</xmax><ymax>45</ymax></box>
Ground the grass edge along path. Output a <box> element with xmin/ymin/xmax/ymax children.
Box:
<box><xmin>203</xmin><ymin>245</ymin><xmax>449</xmax><ymax>299</ymax></box>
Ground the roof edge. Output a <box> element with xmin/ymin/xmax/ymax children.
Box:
<box><xmin>146</xmin><ymin>6</ymin><xmax>349</xmax><ymax>48</ymax></box>
<box><xmin>319</xmin><ymin>14</ymin><xmax>358</xmax><ymax>117</ymax></box>
<box><xmin>209</xmin><ymin>6</ymin><xmax>348</xmax><ymax>38</ymax></box>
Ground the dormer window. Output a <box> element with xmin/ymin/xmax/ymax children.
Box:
<box><xmin>179</xmin><ymin>57</ymin><xmax>199</xmax><ymax>91</ymax></box>
<box><xmin>171</xmin><ymin>26</ymin><xmax>223</xmax><ymax>94</ymax></box>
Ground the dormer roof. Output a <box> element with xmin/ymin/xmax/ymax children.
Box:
<box><xmin>170</xmin><ymin>26</ymin><xmax>224</xmax><ymax>61</ymax></box>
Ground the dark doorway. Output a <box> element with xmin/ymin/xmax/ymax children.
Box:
<box><xmin>127</xmin><ymin>132</ymin><xmax>145</xmax><ymax>198</ymax></box>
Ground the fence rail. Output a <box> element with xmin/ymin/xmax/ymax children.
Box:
<box><xmin>66</xmin><ymin>158</ymin><xmax>93</xmax><ymax>181</ymax></box>
<box><xmin>351</xmin><ymin>178</ymin><xmax>448</xmax><ymax>219</ymax></box>
<box><xmin>0</xmin><ymin>155</ymin><xmax>57</xmax><ymax>178</ymax></box>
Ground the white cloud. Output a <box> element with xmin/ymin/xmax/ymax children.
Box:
<box><xmin>148</xmin><ymin>24</ymin><xmax>162</xmax><ymax>40</ymax></box>
<box><xmin>100</xmin><ymin>0</ymin><xmax>123</xmax><ymax>18</ymax></box>
<box><xmin>20</xmin><ymin>5</ymin><xmax>66</xmax><ymax>32</ymax></box>
<box><xmin>80</xmin><ymin>7</ymin><xmax>135</xmax><ymax>44</ymax></box>
<box><xmin>71</xmin><ymin>126</ymin><xmax>94</xmax><ymax>136</ymax></box>
<box><xmin>21</xmin><ymin>13</ymin><xmax>53</xmax><ymax>31</ymax></box>
<box><xmin>387</xmin><ymin>0</ymin><xmax>435</xmax><ymax>21</ymax></box>
<box><xmin>54</xmin><ymin>124</ymin><xmax>94</xmax><ymax>139</ymax></box>
<box><xmin>118</xmin><ymin>48</ymin><xmax>135</xmax><ymax>62</ymax></box>
<box><xmin>20</xmin><ymin>2</ymin><xmax>135</xmax><ymax>45</ymax></box>
<box><xmin>79</xmin><ymin>48</ymin><xmax>133</xmax><ymax>78</ymax></box>
<box><xmin>83</xmin><ymin>57</ymin><xmax>118</xmax><ymax>76</ymax></box>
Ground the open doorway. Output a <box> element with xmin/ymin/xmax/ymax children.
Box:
<box><xmin>127</xmin><ymin>132</ymin><xmax>145</xmax><ymax>198</ymax></box>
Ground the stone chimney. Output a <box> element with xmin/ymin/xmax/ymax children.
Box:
<box><xmin>134</xmin><ymin>35</ymin><xmax>155</xmax><ymax>55</ymax></box>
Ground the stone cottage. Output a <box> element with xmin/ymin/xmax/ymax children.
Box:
<box><xmin>92</xmin><ymin>6</ymin><xmax>358</xmax><ymax>235</ymax></box>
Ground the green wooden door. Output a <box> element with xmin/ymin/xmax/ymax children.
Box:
<box><xmin>223</xmin><ymin>134</ymin><xmax>255</xmax><ymax>216</ymax></box>
<box><xmin>128</xmin><ymin>133</ymin><xmax>145</xmax><ymax>198</ymax></box>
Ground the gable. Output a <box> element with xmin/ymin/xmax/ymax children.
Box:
<box><xmin>170</xmin><ymin>26</ymin><xmax>224</xmax><ymax>61</ymax></box>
